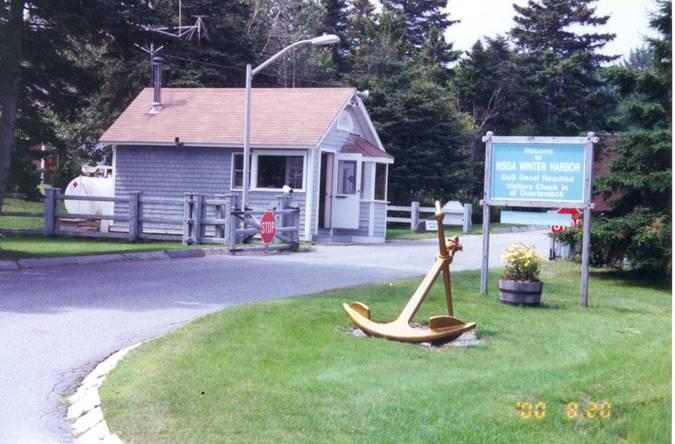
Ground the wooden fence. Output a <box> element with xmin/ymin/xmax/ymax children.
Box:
<box><xmin>0</xmin><ymin>190</ymin><xmax>300</xmax><ymax>251</ymax></box>
<box><xmin>228</xmin><ymin>195</ymin><xmax>301</xmax><ymax>253</ymax></box>
<box><xmin>386</xmin><ymin>201</ymin><xmax>472</xmax><ymax>233</ymax></box>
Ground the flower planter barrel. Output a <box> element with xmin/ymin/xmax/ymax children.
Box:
<box><xmin>499</xmin><ymin>280</ymin><xmax>543</xmax><ymax>306</ymax></box>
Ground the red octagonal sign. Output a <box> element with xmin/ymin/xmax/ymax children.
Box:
<box><xmin>260</xmin><ymin>211</ymin><xmax>276</xmax><ymax>245</ymax></box>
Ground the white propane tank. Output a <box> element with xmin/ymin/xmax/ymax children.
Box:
<box><xmin>64</xmin><ymin>167</ymin><xmax>114</xmax><ymax>231</ymax></box>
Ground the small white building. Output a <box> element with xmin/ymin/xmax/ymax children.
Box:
<box><xmin>100</xmin><ymin>87</ymin><xmax>393</xmax><ymax>243</ymax></box>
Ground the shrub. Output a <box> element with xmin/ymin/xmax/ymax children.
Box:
<box><xmin>554</xmin><ymin>211</ymin><xmax>671</xmax><ymax>276</ymax></box>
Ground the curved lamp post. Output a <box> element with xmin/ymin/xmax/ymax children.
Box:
<box><xmin>241</xmin><ymin>34</ymin><xmax>340</xmax><ymax>209</ymax></box>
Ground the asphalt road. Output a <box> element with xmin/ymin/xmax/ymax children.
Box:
<box><xmin>0</xmin><ymin>231</ymin><xmax>549</xmax><ymax>443</ymax></box>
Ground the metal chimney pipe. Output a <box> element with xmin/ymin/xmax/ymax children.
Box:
<box><xmin>151</xmin><ymin>56</ymin><xmax>165</xmax><ymax>113</ymax></box>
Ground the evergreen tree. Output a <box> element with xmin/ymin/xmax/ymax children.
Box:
<box><xmin>348</xmin><ymin>0</ymin><xmax>376</xmax><ymax>50</ymax></box>
<box><xmin>351</xmin><ymin>12</ymin><xmax>471</xmax><ymax>203</ymax></box>
<box><xmin>510</xmin><ymin>0</ymin><xmax>617</xmax><ymax>135</ymax></box>
<box><xmin>589</xmin><ymin>0</ymin><xmax>671</xmax><ymax>275</ymax></box>
<box><xmin>452</xmin><ymin>36</ymin><xmax>524</xmax><ymax>197</ymax></box>
<box><xmin>320</xmin><ymin>0</ymin><xmax>352</xmax><ymax>76</ymax></box>
<box><xmin>0</xmin><ymin>0</ymin><xmax>160</xmax><ymax>208</ymax></box>
<box><xmin>382</xmin><ymin>0</ymin><xmax>459</xmax><ymax>64</ymax></box>
<box><xmin>622</xmin><ymin>46</ymin><xmax>653</xmax><ymax>71</ymax></box>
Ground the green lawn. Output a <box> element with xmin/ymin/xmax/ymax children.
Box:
<box><xmin>0</xmin><ymin>198</ymin><xmax>46</xmax><ymax>230</ymax></box>
<box><xmin>100</xmin><ymin>262</ymin><xmax>671</xmax><ymax>443</ymax></box>
<box><xmin>0</xmin><ymin>234</ymin><xmax>194</xmax><ymax>259</ymax></box>
<box><xmin>0</xmin><ymin>198</ymin><xmax>195</xmax><ymax>259</ymax></box>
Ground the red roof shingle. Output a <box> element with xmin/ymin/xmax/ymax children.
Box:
<box><xmin>341</xmin><ymin>135</ymin><xmax>393</xmax><ymax>159</ymax></box>
<box><xmin>100</xmin><ymin>87</ymin><xmax>356</xmax><ymax>147</ymax></box>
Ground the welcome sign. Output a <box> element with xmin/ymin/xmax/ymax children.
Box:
<box><xmin>480</xmin><ymin>133</ymin><xmax>598</xmax><ymax>305</ymax></box>
<box><xmin>489</xmin><ymin>142</ymin><xmax>588</xmax><ymax>206</ymax></box>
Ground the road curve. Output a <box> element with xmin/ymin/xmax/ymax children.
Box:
<box><xmin>0</xmin><ymin>231</ymin><xmax>549</xmax><ymax>443</ymax></box>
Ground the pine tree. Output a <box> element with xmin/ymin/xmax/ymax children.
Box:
<box><xmin>320</xmin><ymin>0</ymin><xmax>352</xmax><ymax>76</ymax></box>
<box><xmin>348</xmin><ymin>0</ymin><xmax>376</xmax><ymax>50</ymax></box>
<box><xmin>589</xmin><ymin>0</ymin><xmax>672</xmax><ymax>275</ymax></box>
<box><xmin>382</xmin><ymin>0</ymin><xmax>459</xmax><ymax>64</ymax></box>
<box><xmin>452</xmin><ymin>36</ymin><xmax>525</xmax><ymax>197</ymax></box>
<box><xmin>0</xmin><ymin>0</ymin><xmax>162</xmax><ymax>208</ymax></box>
<box><xmin>351</xmin><ymin>12</ymin><xmax>471</xmax><ymax>203</ymax></box>
<box><xmin>510</xmin><ymin>0</ymin><xmax>617</xmax><ymax>135</ymax></box>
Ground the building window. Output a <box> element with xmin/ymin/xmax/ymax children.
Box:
<box><xmin>255</xmin><ymin>155</ymin><xmax>304</xmax><ymax>190</ymax></box>
<box><xmin>231</xmin><ymin>153</ymin><xmax>251</xmax><ymax>189</ymax></box>
<box><xmin>375</xmin><ymin>163</ymin><xmax>387</xmax><ymax>200</ymax></box>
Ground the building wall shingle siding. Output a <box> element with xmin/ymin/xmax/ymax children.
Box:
<box><xmin>114</xmin><ymin>145</ymin><xmax>307</xmax><ymax>236</ymax></box>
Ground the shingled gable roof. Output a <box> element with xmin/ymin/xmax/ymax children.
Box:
<box><xmin>341</xmin><ymin>135</ymin><xmax>394</xmax><ymax>161</ymax></box>
<box><xmin>99</xmin><ymin>87</ymin><xmax>357</xmax><ymax>147</ymax></box>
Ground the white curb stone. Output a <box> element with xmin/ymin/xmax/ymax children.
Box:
<box><xmin>67</xmin><ymin>342</ymin><xmax>145</xmax><ymax>443</ymax></box>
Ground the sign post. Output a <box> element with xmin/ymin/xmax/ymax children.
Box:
<box><xmin>480</xmin><ymin>132</ymin><xmax>598</xmax><ymax>306</ymax></box>
<box><xmin>260</xmin><ymin>211</ymin><xmax>277</xmax><ymax>245</ymax></box>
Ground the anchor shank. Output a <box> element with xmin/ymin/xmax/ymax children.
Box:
<box><xmin>434</xmin><ymin>201</ymin><xmax>449</xmax><ymax>258</ymax></box>
<box><xmin>441</xmin><ymin>263</ymin><xmax>453</xmax><ymax>316</ymax></box>
<box><xmin>396</xmin><ymin>257</ymin><xmax>446</xmax><ymax>323</ymax></box>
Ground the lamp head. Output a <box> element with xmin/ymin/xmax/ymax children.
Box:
<box><xmin>311</xmin><ymin>34</ymin><xmax>340</xmax><ymax>46</ymax></box>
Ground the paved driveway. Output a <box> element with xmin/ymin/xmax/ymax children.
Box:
<box><xmin>0</xmin><ymin>231</ymin><xmax>549</xmax><ymax>443</ymax></box>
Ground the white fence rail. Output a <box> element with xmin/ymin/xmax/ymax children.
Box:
<box><xmin>386</xmin><ymin>201</ymin><xmax>472</xmax><ymax>233</ymax></box>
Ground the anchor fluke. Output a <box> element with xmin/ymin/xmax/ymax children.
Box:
<box><xmin>346</xmin><ymin>302</ymin><xmax>371</xmax><ymax>320</ymax></box>
<box><xmin>429</xmin><ymin>315</ymin><xmax>468</xmax><ymax>330</ymax></box>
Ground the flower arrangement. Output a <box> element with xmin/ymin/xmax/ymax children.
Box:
<box><xmin>502</xmin><ymin>243</ymin><xmax>545</xmax><ymax>282</ymax></box>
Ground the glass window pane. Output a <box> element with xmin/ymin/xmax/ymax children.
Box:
<box><xmin>257</xmin><ymin>155</ymin><xmax>286</xmax><ymax>189</ymax></box>
<box><xmin>338</xmin><ymin>160</ymin><xmax>357</xmax><ymax>194</ymax></box>
<box><xmin>375</xmin><ymin>163</ymin><xmax>386</xmax><ymax>200</ymax></box>
<box><xmin>233</xmin><ymin>154</ymin><xmax>242</xmax><ymax>188</ymax></box>
<box><xmin>285</xmin><ymin>156</ymin><xmax>304</xmax><ymax>189</ymax></box>
<box><xmin>233</xmin><ymin>154</ymin><xmax>249</xmax><ymax>188</ymax></box>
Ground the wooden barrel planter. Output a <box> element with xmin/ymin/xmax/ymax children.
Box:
<box><xmin>499</xmin><ymin>280</ymin><xmax>543</xmax><ymax>306</ymax></box>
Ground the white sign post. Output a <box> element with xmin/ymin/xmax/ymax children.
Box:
<box><xmin>480</xmin><ymin>132</ymin><xmax>598</xmax><ymax>306</ymax></box>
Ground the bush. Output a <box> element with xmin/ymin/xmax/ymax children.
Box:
<box><xmin>554</xmin><ymin>210</ymin><xmax>671</xmax><ymax>277</ymax></box>
<box><xmin>7</xmin><ymin>151</ymin><xmax>41</xmax><ymax>201</ymax></box>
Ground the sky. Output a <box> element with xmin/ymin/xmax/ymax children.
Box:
<box><xmin>444</xmin><ymin>0</ymin><xmax>658</xmax><ymax>60</ymax></box>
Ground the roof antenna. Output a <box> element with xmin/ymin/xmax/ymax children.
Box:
<box><xmin>142</xmin><ymin>0</ymin><xmax>209</xmax><ymax>43</ymax></box>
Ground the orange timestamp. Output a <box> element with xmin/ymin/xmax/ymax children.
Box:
<box><xmin>515</xmin><ymin>401</ymin><xmax>612</xmax><ymax>420</ymax></box>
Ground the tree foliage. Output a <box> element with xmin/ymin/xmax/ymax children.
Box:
<box><xmin>350</xmin><ymin>11</ymin><xmax>470</xmax><ymax>203</ymax></box>
<box><xmin>559</xmin><ymin>0</ymin><xmax>672</xmax><ymax>276</ymax></box>
<box><xmin>510</xmin><ymin>0</ymin><xmax>617</xmax><ymax>135</ymax></box>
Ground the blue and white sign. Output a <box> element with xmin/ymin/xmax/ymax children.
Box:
<box><xmin>490</xmin><ymin>143</ymin><xmax>587</xmax><ymax>205</ymax></box>
<box><xmin>500</xmin><ymin>210</ymin><xmax>573</xmax><ymax>226</ymax></box>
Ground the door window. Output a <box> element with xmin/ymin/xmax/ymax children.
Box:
<box><xmin>338</xmin><ymin>160</ymin><xmax>357</xmax><ymax>194</ymax></box>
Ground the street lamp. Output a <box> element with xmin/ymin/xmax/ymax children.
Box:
<box><xmin>241</xmin><ymin>34</ymin><xmax>340</xmax><ymax>210</ymax></box>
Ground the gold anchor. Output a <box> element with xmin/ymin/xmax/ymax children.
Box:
<box><xmin>343</xmin><ymin>201</ymin><xmax>476</xmax><ymax>343</ymax></box>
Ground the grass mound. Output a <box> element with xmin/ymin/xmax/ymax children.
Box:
<box><xmin>100</xmin><ymin>263</ymin><xmax>671</xmax><ymax>443</ymax></box>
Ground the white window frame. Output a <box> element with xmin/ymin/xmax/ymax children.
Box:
<box><xmin>230</xmin><ymin>152</ymin><xmax>252</xmax><ymax>191</ymax></box>
<box><xmin>251</xmin><ymin>150</ymin><xmax>308</xmax><ymax>192</ymax></box>
<box><xmin>359</xmin><ymin>160</ymin><xmax>389</xmax><ymax>203</ymax></box>
<box><xmin>373</xmin><ymin>162</ymin><xmax>388</xmax><ymax>203</ymax></box>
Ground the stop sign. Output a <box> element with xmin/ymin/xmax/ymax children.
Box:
<box><xmin>260</xmin><ymin>211</ymin><xmax>276</xmax><ymax>245</ymax></box>
<box><xmin>551</xmin><ymin>208</ymin><xmax>582</xmax><ymax>233</ymax></box>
